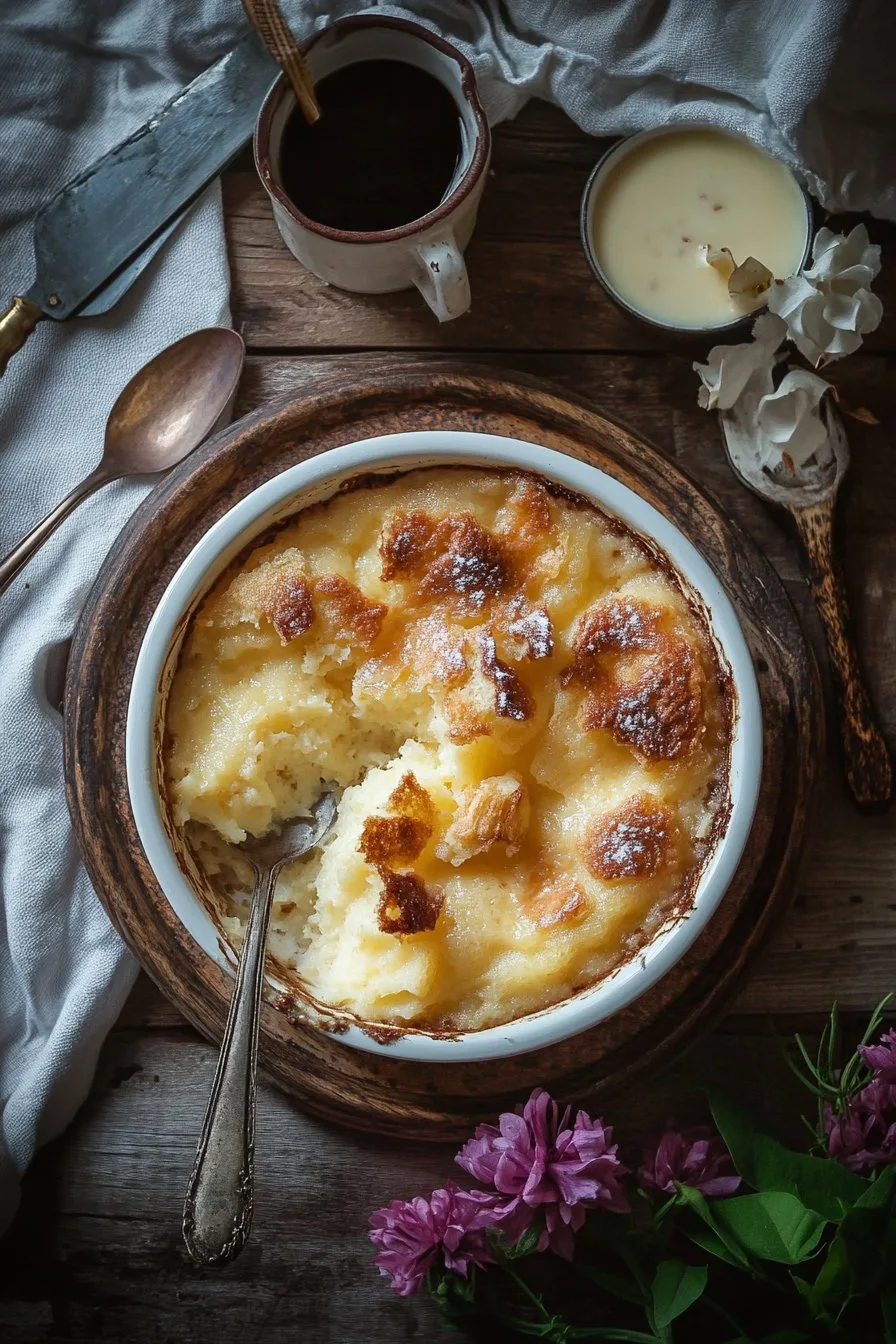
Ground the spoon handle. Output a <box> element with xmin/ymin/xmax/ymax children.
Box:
<box><xmin>182</xmin><ymin>863</ymin><xmax>277</xmax><ymax>1265</ymax></box>
<box><xmin>0</xmin><ymin>296</ymin><xmax>42</xmax><ymax>377</ymax></box>
<box><xmin>0</xmin><ymin>466</ymin><xmax>111</xmax><ymax>597</ymax></box>
<box><xmin>790</xmin><ymin>496</ymin><xmax>893</xmax><ymax>811</ymax></box>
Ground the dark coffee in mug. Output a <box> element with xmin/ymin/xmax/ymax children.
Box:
<box><xmin>277</xmin><ymin>59</ymin><xmax>463</xmax><ymax>233</ymax></box>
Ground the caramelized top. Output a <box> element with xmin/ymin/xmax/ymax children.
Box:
<box><xmin>167</xmin><ymin>466</ymin><xmax>732</xmax><ymax>1026</ymax></box>
<box><xmin>582</xmin><ymin>793</ymin><xmax>683</xmax><ymax>882</ymax></box>
<box><xmin>380</xmin><ymin>508</ymin><xmax>514</xmax><ymax>612</ymax></box>
<box><xmin>376</xmin><ymin>870</ymin><xmax>444</xmax><ymax>935</ymax></box>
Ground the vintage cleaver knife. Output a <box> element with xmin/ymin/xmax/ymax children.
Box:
<box><xmin>0</xmin><ymin>33</ymin><xmax>276</xmax><ymax>376</ymax></box>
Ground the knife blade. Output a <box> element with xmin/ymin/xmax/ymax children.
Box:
<box><xmin>0</xmin><ymin>33</ymin><xmax>276</xmax><ymax>374</ymax></box>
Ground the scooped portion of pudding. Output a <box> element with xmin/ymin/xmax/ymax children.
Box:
<box><xmin>163</xmin><ymin>467</ymin><xmax>732</xmax><ymax>1033</ymax></box>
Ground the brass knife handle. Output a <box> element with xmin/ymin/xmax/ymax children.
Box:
<box><xmin>0</xmin><ymin>297</ymin><xmax>43</xmax><ymax>376</ymax></box>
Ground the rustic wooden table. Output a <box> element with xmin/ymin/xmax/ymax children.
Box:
<box><xmin>3</xmin><ymin>104</ymin><xmax>895</xmax><ymax>1344</ymax></box>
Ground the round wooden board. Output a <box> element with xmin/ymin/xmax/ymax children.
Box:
<box><xmin>64</xmin><ymin>362</ymin><xmax>822</xmax><ymax>1141</ymax></box>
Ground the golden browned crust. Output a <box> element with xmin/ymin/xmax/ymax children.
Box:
<box><xmin>379</xmin><ymin>509</ymin><xmax>514</xmax><ymax>612</ymax></box>
<box><xmin>388</xmin><ymin>772</ymin><xmax>436</xmax><ymax>824</ymax></box>
<box><xmin>561</xmin><ymin>597</ymin><xmax>704</xmax><ymax>761</ymax></box>
<box><xmin>313</xmin><ymin>574</ymin><xmax>387</xmax><ymax>648</ymax></box>
<box><xmin>562</xmin><ymin>596</ymin><xmax>663</xmax><ymax>686</ymax></box>
<box><xmin>522</xmin><ymin>870</ymin><xmax>590</xmax><ymax>928</ymax></box>
<box><xmin>582</xmin><ymin>793</ymin><xmax>683</xmax><ymax>882</ymax></box>
<box><xmin>437</xmin><ymin>774</ymin><xmax>530</xmax><ymax>865</ymax></box>
<box><xmin>480</xmin><ymin>632</ymin><xmax>535</xmax><ymax>721</ymax></box>
<box><xmin>583</xmin><ymin>636</ymin><xmax>704</xmax><ymax>761</ymax></box>
<box><xmin>502</xmin><ymin>599</ymin><xmax>554</xmax><ymax>661</ymax></box>
<box><xmin>360</xmin><ymin>814</ymin><xmax>431</xmax><ymax>865</ymax></box>
<box><xmin>445</xmin><ymin>693</ymin><xmax>491</xmax><ymax>745</ymax></box>
<box><xmin>378</xmin><ymin>508</ymin><xmax>434</xmax><ymax>581</ymax></box>
<box><xmin>358</xmin><ymin>772</ymin><xmax>436</xmax><ymax>865</ymax></box>
<box><xmin>376</xmin><ymin>869</ymin><xmax>444</xmax><ymax>935</ymax></box>
<box><xmin>215</xmin><ymin>549</ymin><xmax>386</xmax><ymax>650</ymax></box>
<box><xmin>500</xmin><ymin>474</ymin><xmax>555</xmax><ymax>549</ymax></box>
<box><xmin>270</xmin><ymin>576</ymin><xmax>314</xmax><ymax>643</ymax></box>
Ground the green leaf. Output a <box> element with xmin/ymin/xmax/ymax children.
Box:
<box><xmin>576</xmin><ymin>1263</ymin><xmax>647</xmax><ymax>1306</ymax></box>
<box><xmin>567</xmin><ymin>1332</ymin><xmax>659</xmax><ymax>1343</ymax></box>
<box><xmin>651</xmin><ymin>1259</ymin><xmax>707</xmax><ymax>1329</ymax></box>
<box><xmin>855</xmin><ymin>1162</ymin><xmax>896</xmax><ymax>1211</ymax></box>
<box><xmin>883</xmin><ymin>1282</ymin><xmax>896</xmax><ymax>1344</ymax></box>
<box><xmin>500</xmin><ymin>1223</ymin><xmax>542</xmax><ymax>1260</ymax></box>
<box><xmin>687</xmin><ymin>1224</ymin><xmax>749</xmax><ymax>1269</ymax></box>
<box><xmin>711</xmin><ymin>1192</ymin><xmax>827</xmax><ymax>1265</ymax></box>
<box><xmin>721</xmin><ymin>1335</ymin><xmax>811</xmax><ymax>1344</ymax></box>
<box><xmin>707</xmin><ymin>1089</ymin><xmax>866</xmax><ymax>1221</ymax></box>
<box><xmin>807</xmin><ymin>1234</ymin><xmax>850</xmax><ymax>1311</ymax></box>
<box><xmin>676</xmin><ymin>1184</ymin><xmax>752</xmax><ymax>1268</ymax></box>
<box><xmin>811</xmin><ymin>1163</ymin><xmax>896</xmax><ymax>1309</ymax></box>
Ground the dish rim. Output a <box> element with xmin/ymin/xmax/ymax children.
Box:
<box><xmin>126</xmin><ymin>429</ymin><xmax>763</xmax><ymax>1063</ymax></box>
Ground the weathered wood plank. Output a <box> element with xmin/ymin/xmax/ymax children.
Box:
<box><xmin>225</xmin><ymin>103</ymin><xmax>896</xmax><ymax>354</ymax></box>
<box><xmin>0</xmin><ymin>1022</ymin><xmax>823</xmax><ymax>1344</ymax></box>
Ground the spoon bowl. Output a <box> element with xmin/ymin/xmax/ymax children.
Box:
<box><xmin>103</xmin><ymin>328</ymin><xmax>246</xmax><ymax>476</ymax></box>
<box><xmin>0</xmin><ymin>326</ymin><xmax>245</xmax><ymax>599</ymax></box>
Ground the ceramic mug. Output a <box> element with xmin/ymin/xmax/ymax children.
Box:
<box><xmin>254</xmin><ymin>16</ymin><xmax>491</xmax><ymax>322</ymax></box>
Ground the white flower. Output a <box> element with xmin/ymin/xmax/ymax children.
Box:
<box><xmin>767</xmin><ymin>224</ymin><xmax>882</xmax><ymax>367</ymax></box>
<box><xmin>693</xmin><ymin>311</ymin><xmax>786</xmax><ymax>410</ymax></box>
<box><xmin>755</xmin><ymin>369</ymin><xmax>832</xmax><ymax>470</ymax></box>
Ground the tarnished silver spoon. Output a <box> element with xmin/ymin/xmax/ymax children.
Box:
<box><xmin>183</xmin><ymin>790</ymin><xmax>337</xmax><ymax>1266</ymax></box>
<box><xmin>0</xmin><ymin>327</ymin><xmax>245</xmax><ymax>598</ymax></box>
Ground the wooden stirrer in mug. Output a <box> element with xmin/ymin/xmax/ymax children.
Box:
<box><xmin>242</xmin><ymin>0</ymin><xmax>320</xmax><ymax>124</ymax></box>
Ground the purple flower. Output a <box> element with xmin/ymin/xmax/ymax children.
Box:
<box><xmin>369</xmin><ymin>1181</ymin><xmax>499</xmax><ymax>1296</ymax></box>
<box><xmin>859</xmin><ymin>1027</ymin><xmax>896</xmax><ymax>1083</ymax></box>
<box><xmin>456</xmin><ymin>1088</ymin><xmax>629</xmax><ymax>1260</ymax></box>
<box><xmin>637</xmin><ymin>1127</ymin><xmax>741</xmax><ymax>1199</ymax></box>
<box><xmin>825</xmin><ymin>1078</ymin><xmax>896</xmax><ymax>1173</ymax></box>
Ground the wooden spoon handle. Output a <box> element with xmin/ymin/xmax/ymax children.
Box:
<box><xmin>790</xmin><ymin>496</ymin><xmax>892</xmax><ymax>811</ymax></box>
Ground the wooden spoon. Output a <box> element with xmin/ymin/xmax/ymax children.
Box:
<box><xmin>241</xmin><ymin>0</ymin><xmax>320</xmax><ymax>124</ymax></box>
<box><xmin>721</xmin><ymin>399</ymin><xmax>892</xmax><ymax>811</ymax></box>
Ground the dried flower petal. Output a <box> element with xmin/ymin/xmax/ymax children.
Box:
<box><xmin>693</xmin><ymin>311</ymin><xmax>786</xmax><ymax>411</ymax></box>
<box><xmin>768</xmin><ymin>224</ymin><xmax>883</xmax><ymax>366</ymax></box>
<box><xmin>369</xmin><ymin>1181</ymin><xmax>500</xmax><ymax>1296</ymax></box>
<box><xmin>859</xmin><ymin>1027</ymin><xmax>896</xmax><ymax>1083</ymax></box>
<box><xmin>755</xmin><ymin>368</ymin><xmax>832</xmax><ymax>470</ymax></box>
<box><xmin>728</xmin><ymin>255</ymin><xmax>773</xmax><ymax>299</ymax></box>
<box><xmin>825</xmin><ymin>1077</ymin><xmax>896</xmax><ymax>1174</ymax></box>
<box><xmin>638</xmin><ymin>1126</ymin><xmax>741</xmax><ymax>1199</ymax></box>
<box><xmin>702</xmin><ymin>245</ymin><xmax>736</xmax><ymax>282</ymax></box>
<box><xmin>456</xmin><ymin>1088</ymin><xmax>628</xmax><ymax>1260</ymax></box>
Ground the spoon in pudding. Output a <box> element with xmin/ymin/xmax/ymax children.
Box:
<box><xmin>0</xmin><ymin>327</ymin><xmax>245</xmax><ymax>598</ymax></box>
<box><xmin>183</xmin><ymin>789</ymin><xmax>337</xmax><ymax>1266</ymax></box>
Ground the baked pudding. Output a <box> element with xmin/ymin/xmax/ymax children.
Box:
<box><xmin>163</xmin><ymin>467</ymin><xmax>732</xmax><ymax>1033</ymax></box>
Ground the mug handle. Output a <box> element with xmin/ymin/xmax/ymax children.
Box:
<box><xmin>412</xmin><ymin>231</ymin><xmax>471</xmax><ymax>323</ymax></box>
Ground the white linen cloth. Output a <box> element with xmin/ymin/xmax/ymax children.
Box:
<box><xmin>1</xmin><ymin>0</ymin><xmax>892</xmax><ymax>1234</ymax></box>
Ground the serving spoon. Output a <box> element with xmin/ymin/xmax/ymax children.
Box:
<box><xmin>721</xmin><ymin>398</ymin><xmax>892</xmax><ymax>811</ymax></box>
<box><xmin>183</xmin><ymin>790</ymin><xmax>337</xmax><ymax>1266</ymax></box>
<box><xmin>0</xmin><ymin>327</ymin><xmax>245</xmax><ymax>598</ymax></box>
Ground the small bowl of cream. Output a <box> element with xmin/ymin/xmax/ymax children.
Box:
<box><xmin>580</xmin><ymin>124</ymin><xmax>813</xmax><ymax>336</ymax></box>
